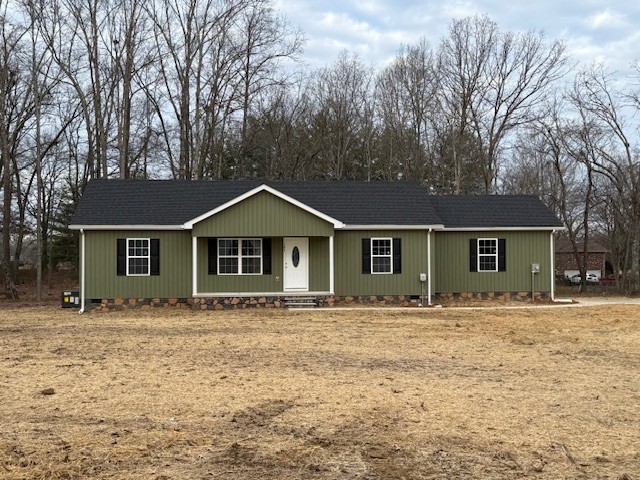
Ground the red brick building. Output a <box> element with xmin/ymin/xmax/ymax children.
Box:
<box><xmin>555</xmin><ymin>238</ymin><xmax>607</xmax><ymax>278</ymax></box>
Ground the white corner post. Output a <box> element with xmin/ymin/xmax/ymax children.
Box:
<box><xmin>329</xmin><ymin>235</ymin><xmax>335</xmax><ymax>294</ymax></box>
<box><xmin>550</xmin><ymin>230</ymin><xmax>555</xmax><ymax>301</ymax></box>
<box><xmin>79</xmin><ymin>228</ymin><xmax>85</xmax><ymax>313</ymax></box>
<box><xmin>427</xmin><ymin>229</ymin><xmax>432</xmax><ymax>306</ymax></box>
<box><xmin>192</xmin><ymin>236</ymin><xmax>198</xmax><ymax>297</ymax></box>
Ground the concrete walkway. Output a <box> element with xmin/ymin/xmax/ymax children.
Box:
<box><xmin>559</xmin><ymin>296</ymin><xmax>640</xmax><ymax>307</ymax></box>
<box><xmin>310</xmin><ymin>296</ymin><xmax>640</xmax><ymax>312</ymax></box>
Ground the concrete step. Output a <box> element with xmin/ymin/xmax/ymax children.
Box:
<box><xmin>284</xmin><ymin>297</ymin><xmax>318</xmax><ymax>308</ymax></box>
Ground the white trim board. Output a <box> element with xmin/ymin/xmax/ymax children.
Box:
<box><xmin>70</xmin><ymin>224</ymin><xmax>563</xmax><ymax>232</ymax></box>
<box><xmin>343</xmin><ymin>224</ymin><xmax>444</xmax><ymax>230</ymax></box>
<box><xmin>193</xmin><ymin>291</ymin><xmax>334</xmax><ymax>297</ymax></box>
<box><xmin>69</xmin><ymin>224</ymin><xmax>183</xmax><ymax>230</ymax></box>
<box><xmin>443</xmin><ymin>227</ymin><xmax>565</xmax><ymax>232</ymax></box>
<box><xmin>182</xmin><ymin>184</ymin><xmax>345</xmax><ymax>229</ymax></box>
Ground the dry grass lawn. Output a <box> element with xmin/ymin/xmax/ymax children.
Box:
<box><xmin>1</xmin><ymin>304</ymin><xmax>639</xmax><ymax>479</ymax></box>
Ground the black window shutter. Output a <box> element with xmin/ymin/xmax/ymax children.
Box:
<box><xmin>208</xmin><ymin>238</ymin><xmax>217</xmax><ymax>275</ymax></box>
<box><xmin>117</xmin><ymin>238</ymin><xmax>126</xmax><ymax>276</ymax></box>
<box><xmin>362</xmin><ymin>238</ymin><xmax>371</xmax><ymax>274</ymax></box>
<box><xmin>469</xmin><ymin>238</ymin><xmax>478</xmax><ymax>272</ymax></box>
<box><xmin>498</xmin><ymin>238</ymin><xmax>506</xmax><ymax>272</ymax></box>
<box><xmin>150</xmin><ymin>239</ymin><xmax>160</xmax><ymax>275</ymax></box>
<box><xmin>393</xmin><ymin>238</ymin><xmax>402</xmax><ymax>274</ymax></box>
<box><xmin>262</xmin><ymin>238</ymin><xmax>272</xmax><ymax>274</ymax></box>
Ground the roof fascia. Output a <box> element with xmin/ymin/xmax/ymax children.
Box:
<box><xmin>342</xmin><ymin>224</ymin><xmax>445</xmax><ymax>230</ymax></box>
<box><xmin>69</xmin><ymin>225</ymin><xmax>184</xmax><ymax>230</ymax></box>
<box><xmin>182</xmin><ymin>184</ymin><xmax>345</xmax><ymax>229</ymax></box>
<box><xmin>442</xmin><ymin>226</ymin><xmax>566</xmax><ymax>231</ymax></box>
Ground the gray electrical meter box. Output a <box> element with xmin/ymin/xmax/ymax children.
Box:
<box><xmin>419</xmin><ymin>273</ymin><xmax>427</xmax><ymax>282</ymax></box>
<box><xmin>531</xmin><ymin>263</ymin><xmax>540</xmax><ymax>273</ymax></box>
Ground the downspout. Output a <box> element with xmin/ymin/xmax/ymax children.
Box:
<box><xmin>79</xmin><ymin>228</ymin><xmax>85</xmax><ymax>314</ymax></box>
<box><xmin>329</xmin><ymin>235</ymin><xmax>335</xmax><ymax>294</ymax></box>
<box><xmin>427</xmin><ymin>228</ymin><xmax>432</xmax><ymax>306</ymax></box>
<box><xmin>550</xmin><ymin>230</ymin><xmax>555</xmax><ymax>301</ymax></box>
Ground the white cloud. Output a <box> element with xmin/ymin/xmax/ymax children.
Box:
<box><xmin>441</xmin><ymin>1</ymin><xmax>482</xmax><ymax>19</ymax></box>
<box><xmin>586</xmin><ymin>9</ymin><xmax>627</xmax><ymax>30</ymax></box>
<box><xmin>273</xmin><ymin>0</ymin><xmax>640</xmax><ymax>75</ymax></box>
<box><xmin>352</xmin><ymin>0</ymin><xmax>386</xmax><ymax>16</ymax></box>
<box><xmin>567</xmin><ymin>30</ymin><xmax>640</xmax><ymax>71</ymax></box>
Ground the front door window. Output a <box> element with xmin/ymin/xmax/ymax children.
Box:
<box><xmin>292</xmin><ymin>246</ymin><xmax>300</xmax><ymax>267</ymax></box>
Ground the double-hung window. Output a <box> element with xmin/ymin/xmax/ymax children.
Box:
<box><xmin>470</xmin><ymin>238</ymin><xmax>506</xmax><ymax>272</ymax></box>
<box><xmin>362</xmin><ymin>237</ymin><xmax>401</xmax><ymax>274</ymax></box>
<box><xmin>371</xmin><ymin>238</ymin><xmax>393</xmax><ymax>274</ymax></box>
<box><xmin>477</xmin><ymin>238</ymin><xmax>498</xmax><ymax>272</ymax></box>
<box><xmin>116</xmin><ymin>238</ymin><xmax>159</xmax><ymax>276</ymax></box>
<box><xmin>218</xmin><ymin>238</ymin><xmax>262</xmax><ymax>275</ymax></box>
<box><xmin>127</xmin><ymin>238</ymin><xmax>150</xmax><ymax>276</ymax></box>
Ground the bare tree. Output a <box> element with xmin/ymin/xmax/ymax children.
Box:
<box><xmin>241</xmin><ymin>81</ymin><xmax>320</xmax><ymax>179</ymax></box>
<box><xmin>312</xmin><ymin>51</ymin><xmax>374</xmax><ymax>179</ymax></box>
<box><xmin>1</xmin><ymin>3</ymin><xmax>31</xmax><ymax>298</ymax></box>
<box><xmin>376</xmin><ymin>39</ymin><xmax>439</xmax><ymax>183</ymax></box>
<box><xmin>24</xmin><ymin>0</ymin><xmax>77</xmax><ymax>300</ymax></box>
<box><xmin>105</xmin><ymin>0</ymin><xmax>154</xmax><ymax>178</ymax></box>
<box><xmin>438</xmin><ymin>16</ymin><xmax>495</xmax><ymax>193</ymax></box>
<box><xmin>571</xmin><ymin>65</ymin><xmax>640</xmax><ymax>291</ymax></box>
<box><xmin>41</xmin><ymin>0</ymin><xmax>117</xmax><ymax>179</ymax></box>
<box><xmin>233</xmin><ymin>0</ymin><xmax>303</xmax><ymax>167</ymax></box>
<box><xmin>438</xmin><ymin>15</ymin><xmax>569</xmax><ymax>193</ymax></box>
<box><xmin>146</xmin><ymin>0</ymin><xmax>248</xmax><ymax>179</ymax></box>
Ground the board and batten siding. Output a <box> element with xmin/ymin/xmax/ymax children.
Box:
<box><xmin>334</xmin><ymin>230</ymin><xmax>428</xmax><ymax>296</ymax></box>
<box><xmin>309</xmin><ymin>237</ymin><xmax>329</xmax><ymax>292</ymax></box>
<box><xmin>196</xmin><ymin>236</ymin><xmax>330</xmax><ymax>294</ymax></box>
<box><xmin>84</xmin><ymin>230</ymin><xmax>192</xmax><ymax>299</ymax></box>
<box><xmin>433</xmin><ymin>231</ymin><xmax>551</xmax><ymax>293</ymax></box>
<box><xmin>192</xmin><ymin>190</ymin><xmax>334</xmax><ymax>237</ymax></box>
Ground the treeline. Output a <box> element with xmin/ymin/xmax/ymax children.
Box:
<box><xmin>0</xmin><ymin>0</ymin><xmax>639</xmax><ymax>298</ymax></box>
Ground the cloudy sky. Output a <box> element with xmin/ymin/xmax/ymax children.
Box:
<box><xmin>274</xmin><ymin>0</ymin><xmax>640</xmax><ymax>73</ymax></box>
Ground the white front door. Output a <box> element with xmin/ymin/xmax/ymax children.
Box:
<box><xmin>283</xmin><ymin>237</ymin><xmax>309</xmax><ymax>291</ymax></box>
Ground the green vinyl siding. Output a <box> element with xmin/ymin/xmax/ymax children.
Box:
<box><xmin>334</xmin><ymin>230</ymin><xmax>428</xmax><ymax>296</ymax></box>
<box><xmin>84</xmin><ymin>230</ymin><xmax>191</xmax><ymax>298</ymax></box>
<box><xmin>434</xmin><ymin>231</ymin><xmax>551</xmax><ymax>293</ymax></box>
<box><xmin>197</xmin><ymin>237</ymin><xmax>330</xmax><ymax>294</ymax></box>
<box><xmin>309</xmin><ymin>237</ymin><xmax>329</xmax><ymax>291</ymax></box>
<box><xmin>192</xmin><ymin>191</ymin><xmax>334</xmax><ymax>237</ymax></box>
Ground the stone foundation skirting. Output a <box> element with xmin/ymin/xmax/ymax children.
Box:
<box><xmin>434</xmin><ymin>291</ymin><xmax>550</xmax><ymax>302</ymax></box>
<box><xmin>87</xmin><ymin>291</ymin><xmax>551</xmax><ymax>311</ymax></box>
<box><xmin>89</xmin><ymin>295</ymin><xmax>422</xmax><ymax>311</ymax></box>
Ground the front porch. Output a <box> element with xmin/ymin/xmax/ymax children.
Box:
<box><xmin>191</xmin><ymin>236</ymin><xmax>335</xmax><ymax>297</ymax></box>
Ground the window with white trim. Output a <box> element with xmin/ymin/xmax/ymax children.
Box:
<box><xmin>127</xmin><ymin>238</ymin><xmax>150</xmax><ymax>276</ymax></box>
<box><xmin>477</xmin><ymin>238</ymin><xmax>498</xmax><ymax>272</ymax></box>
<box><xmin>371</xmin><ymin>238</ymin><xmax>392</xmax><ymax>274</ymax></box>
<box><xmin>218</xmin><ymin>238</ymin><xmax>262</xmax><ymax>275</ymax></box>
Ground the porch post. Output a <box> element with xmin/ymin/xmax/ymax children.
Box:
<box><xmin>550</xmin><ymin>231</ymin><xmax>555</xmax><ymax>301</ymax></box>
<box><xmin>192</xmin><ymin>236</ymin><xmax>197</xmax><ymax>297</ymax></box>
<box><xmin>427</xmin><ymin>229</ymin><xmax>432</xmax><ymax>306</ymax></box>
<box><xmin>329</xmin><ymin>235</ymin><xmax>335</xmax><ymax>294</ymax></box>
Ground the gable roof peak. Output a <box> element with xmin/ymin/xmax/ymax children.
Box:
<box><xmin>182</xmin><ymin>183</ymin><xmax>346</xmax><ymax>229</ymax></box>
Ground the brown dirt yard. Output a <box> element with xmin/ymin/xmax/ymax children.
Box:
<box><xmin>1</xmin><ymin>304</ymin><xmax>639</xmax><ymax>479</ymax></box>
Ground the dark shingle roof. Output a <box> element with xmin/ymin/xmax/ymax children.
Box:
<box><xmin>70</xmin><ymin>179</ymin><xmax>443</xmax><ymax>227</ymax></box>
<box><xmin>555</xmin><ymin>238</ymin><xmax>608</xmax><ymax>253</ymax></box>
<box><xmin>70</xmin><ymin>180</ymin><xmax>563</xmax><ymax>229</ymax></box>
<box><xmin>429</xmin><ymin>195</ymin><xmax>564</xmax><ymax>228</ymax></box>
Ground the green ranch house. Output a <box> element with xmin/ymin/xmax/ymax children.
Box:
<box><xmin>69</xmin><ymin>180</ymin><xmax>564</xmax><ymax>311</ymax></box>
